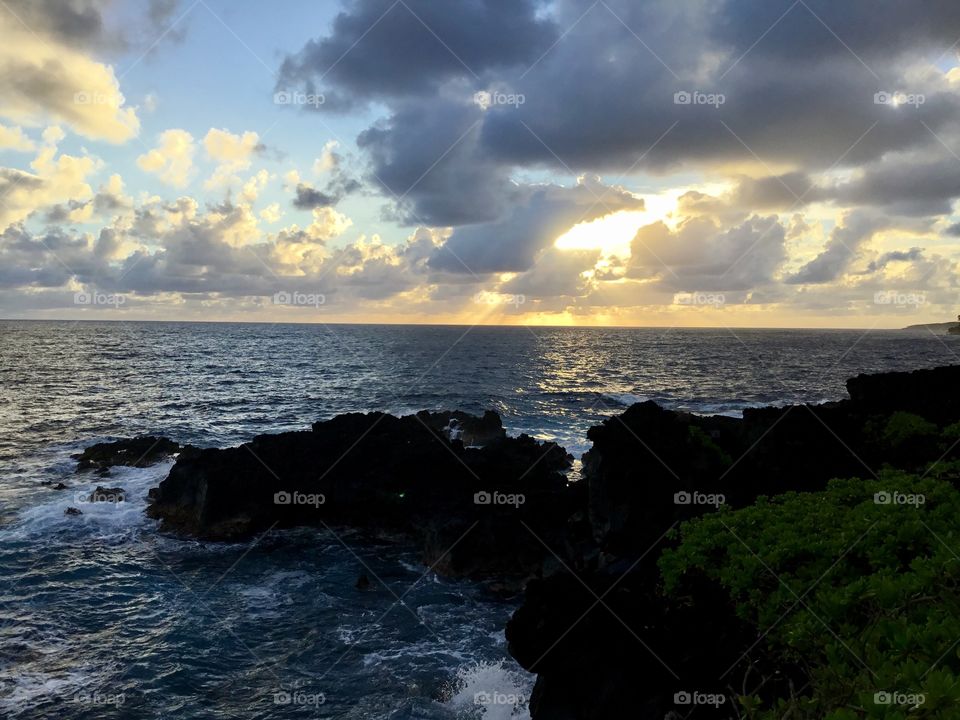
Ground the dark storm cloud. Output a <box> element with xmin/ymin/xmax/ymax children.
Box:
<box><xmin>276</xmin><ymin>0</ymin><xmax>960</xmax><ymax>255</ymax></box>
<box><xmin>292</xmin><ymin>184</ymin><xmax>337</xmax><ymax>210</ymax></box>
<box><xmin>276</xmin><ymin>0</ymin><xmax>557</xmax><ymax>109</ymax></box>
<box><xmin>357</xmin><ymin>100</ymin><xmax>511</xmax><ymax>226</ymax></box>
<box><xmin>825</xmin><ymin>157</ymin><xmax>960</xmax><ymax>217</ymax></box>
<box><xmin>709</xmin><ymin>0</ymin><xmax>960</xmax><ymax>62</ymax></box>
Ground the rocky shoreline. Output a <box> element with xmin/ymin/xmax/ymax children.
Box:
<box><xmin>74</xmin><ymin>364</ymin><xmax>960</xmax><ymax>718</ymax></box>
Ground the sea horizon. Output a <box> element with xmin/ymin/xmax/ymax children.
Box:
<box><xmin>0</xmin><ymin>316</ymin><xmax>944</xmax><ymax>332</ymax></box>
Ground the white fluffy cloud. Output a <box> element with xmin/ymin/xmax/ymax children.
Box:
<box><xmin>0</xmin><ymin>129</ymin><xmax>101</xmax><ymax>231</ymax></box>
<box><xmin>0</xmin><ymin>124</ymin><xmax>35</xmax><ymax>152</ymax></box>
<box><xmin>137</xmin><ymin>129</ymin><xmax>196</xmax><ymax>188</ymax></box>
<box><xmin>0</xmin><ymin>14</ymin><xmax>139</xmax><ymax>143</ymax></box>
<box><xmin>203</xmin><ymin>129</ymin><xmax>262</xmax><ymax>189</ymax></box>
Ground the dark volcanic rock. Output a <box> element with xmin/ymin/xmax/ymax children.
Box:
<box><xmin>415</xmin><ymin>409</ymin><xmax>506</xmax><ymax>446</ymax></box>
<box><xmin>88</xmin><ymin>486</ymin><xmax>126</xmax><ymax>503</ymax></box>
<box><xmin>509</xmin><ymin>364</ymin><xmax>960</xmax><ymax>719</ymax></box>
<box><xmin>64</xmin><ymin>507</ymin><xmax>82</xmax><ymax>516</ymax></box>
<box><xmin>75</xmin><ymin>436</ymin><xmax>182</xmax><ymax>472</ymax></box>
<box><xmin>846</xmin><ymin>364</ymin><xmax>960</xmax><ymax>423</ymax></box>
<box><xmin>147</xmin><ymin>411</ymin><xmax>577</xmax><ymax>579</ymax></box>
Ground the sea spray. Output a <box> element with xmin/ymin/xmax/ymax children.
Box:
<box><xmin>444</xmin><ymin>661</ymin><xmax>531</xmax><ymax>719</ymax></box>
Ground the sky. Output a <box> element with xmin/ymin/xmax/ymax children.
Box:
<box><xmin>2</xmin><ymin>0</ymin><xmax>960</xmax><ymax>328</ymax></box>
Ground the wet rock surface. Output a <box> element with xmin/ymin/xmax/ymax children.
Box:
<box><xmin>74</xmin><ymin>436</ymin><xmax>183</xmax><ymax>472</ymax></box>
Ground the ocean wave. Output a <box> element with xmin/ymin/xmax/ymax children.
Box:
<box><xmin>599</xmin><ymin>392</ymin><xmax>650</xmax><ymax>407</ymax></box>
<box><xmin>442</xmin><ymin>660</ymin><xmax>532</xmax><ymax>719</ymax></box>
<box><xmin>5</xmin><ymin>460</ymin><xmax>173</xmax><ymax>544</ymax></box>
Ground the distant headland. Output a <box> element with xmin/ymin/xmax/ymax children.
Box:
<box><xmin>904</xmin><ymin>315</ymin><xmax>960</xmax><ymax>334</ymax></box>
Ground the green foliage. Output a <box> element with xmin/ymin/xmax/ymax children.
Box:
<box><xmin>942</xmin><ymin>422</ymin><xmax>960</xmax><ymax>444</ymax></box>
<box><xmin>660</xmin><ymin>471</ymin><xmax>960</xmax><ymax>719</ymax></box>
<box><xmin>882</xmin><ymin>412</ymin><xmax>938</xmax><ymax>448</ymax></box>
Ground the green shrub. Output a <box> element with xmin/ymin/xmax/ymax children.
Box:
<box><xmin>660</xmin><ymin>472</ymin><xmax>960</xmax><ymax>719</ymax></box>
<box><xmin>883</xmin><ymin>412</ymin><xmax>938</xmax><ymax>448</ymax></box>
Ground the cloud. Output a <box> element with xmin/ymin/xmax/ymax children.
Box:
<box><xmin>0</xmin><ymin>124</ymin><xmax>36</xmax><ymax>152</ymax></box>
<box><xmin>137</xmin><ymin>129</ymin><xmax>196</xmax><ymax>187</ymax></box>
<box><xmin>291</xmin><ymin>172</ymin><xmax>360</xmax><ymax>210</ymax></box>
<box><xmin>0</xmin><ymin>135</ymin><xmax>101</xmax><ymax>232</ymax></box>
<box><xmin>276</xmin><ymin>0</ymin><xmax>557</xmax><ymax>109</ymax></box>
<box><xmin>431</xmin><ymin>176</ymin><xmax>644</xmax><ymax>274</ymax></box>
<box><xmin>1</xmin><ymin>0</ymin><xmax>189</xmax><ymax>51</ymax></box>
<box><xmin>863</xmin><ymin>247</ymin><xmax>924</xmax><ymax>273</ymax></box>
<box><xmin>358</xmin><ymin>99</ymin><xmax>512</xmax><ymax>226</ymax></box>
<box><xmin>0</xmin><ymin>10</ymin><xmax>142</xmax><ymax>143</ymax></box>
<box><xmin>313</xmin><ymin>140</ymin><xmax>341</xmax><ymax>174</ymax></box>
<box><xmin>293</xmin><ymin>184</ymin><xmax>337</xmax><ymax>210</ymax></box>
<box><xmin>629</xmin><ymin>214</ymin><xmax>788</xmax><ymax>292</ymax></box>
<box><xmin>824</xmin><ymin>154</ymin><xmax>960</xmax><ymax>216</ymax></box>
<box><xmin>501</xmin><ymin>247</ymin><xmax>600</xmax><ymax>299</ymax></box>
<box><xmin>203</xmin><ymin>128</ymin><xmax>263</xmax><ymax>188</ymax></box>
<box><xmin>43</xmin><ymin>173</ymin><xmax>132</xmax><ymax>225</ymax></box>
<box><xmin>787</xmin><ymin>211</ymin><xmax>888</xmax><ymax>284</ymax></box>
<box><xmin>278</xmin><ymin>0</ymin><xmax>960</xmax><ymax>231</ymax></box>
<box><xmin>260</xmin><ymin>203</ymin><xmax>282</xmax><ymax>224</ymax></box>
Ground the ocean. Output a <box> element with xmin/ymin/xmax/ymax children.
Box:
<box><xmin>2</xmin><ymin>320</ymin><xmax>958</xmax><ymax>718</ymax></box>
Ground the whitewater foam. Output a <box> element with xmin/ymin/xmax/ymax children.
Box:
<box><xmin>444</xmin><ymin>661</ymin><xmax>532</xmax><ymax>719</ymax></box>
<box><xmin>6</xmin><ymin>460</ymin><xmax>173</xmax><ymax>543</ymax></box>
